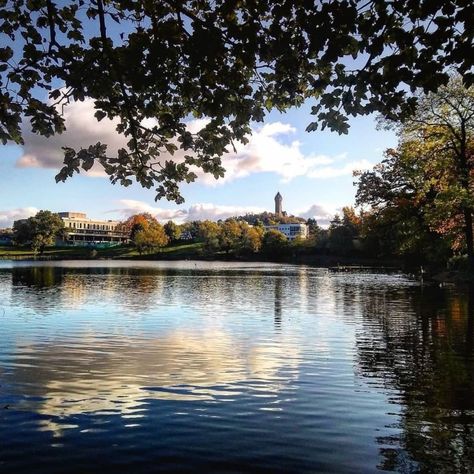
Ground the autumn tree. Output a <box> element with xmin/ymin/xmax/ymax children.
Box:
<box><xmin>119</xmin><ymin>213</ymin><xmax>168</xmax><ymax>252</ymax></box>
<box><xmin>134</xmin><ymin>222</ymin><xmax>169</xmax><ymax>254</ymax></box>
<box><xmin>357</xmin><ymin>77</ymin><xmax>474</xmax><ymax>267</ymax></box>
<box><xmin>13</xmin><ymin>210</ymin><xmax>65</xmax><ymax>254</ymax></box>
<box><xmin>119</xmin><ymin>213</ymin><xmax>157</xmax><ymax>240</ymax></box>
<box><xmin>262</xmin><ymin>229</ymin><xmax>288</xmax><ymax>258</ymax></box>
<box><xmin>240</xmin><ymin>225</ymin><xmax>264</xmax><ymax>254</ymax></box>
<box><xmin>198</xmin><ymin>220</ymin><xmax>221</xmax><ymax>254</ymax></box>
<box><xmin>399</xmin><ymin>77</ymin><xmax>474</xmax><ymax>268</ymax></box>
<box><xmin>1</xmin><ymin>1</ymin><xmax>473</xmax><ymax>201</ymax></box>
<box><xmin>218</xmin><ymin>219</ymin><xmax>242</xmax><ymax>255</ymax></box>
<box><xmin>163</xmin><ymin>220</ymin><xmax>181</xmax><ymax>243</ymax></box>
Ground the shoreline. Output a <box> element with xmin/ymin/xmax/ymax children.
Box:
<box><xmin>3</xmin><ymin>247</ymin><xmax>471</xmax><ymax>283</ymax></box>
<box><xmin>0</xmin><ymin>245</ymin><xmax>401</xmax><ymax>266</ymax></box>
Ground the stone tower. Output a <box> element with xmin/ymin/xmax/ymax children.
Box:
<box><xmin>274</xmin><ymin>192</ymin><xmax>283</xmax><ymax>216</ymax></box>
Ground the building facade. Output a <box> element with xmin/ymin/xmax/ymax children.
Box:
<box><xmin>0</xmin><ymin>228</ymin><xmax>13</xmax><ymax>245</ymax></box>
<box><xmin>264</xmin><ymin>223</ymin><xmax>309</xmax><ymax>241</ymax></box>
<box><xmin>58</xmin><ymin>212</ymin><xmax>127</xmax><ymax>246</ymax></box>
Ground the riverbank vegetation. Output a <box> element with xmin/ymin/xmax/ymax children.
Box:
<box><xmin>355</xmin><ymin>77</ymin><xmax>474</xmax><ymax>274</ymax></box>
<box><xmin>2</xmin><ymin>74</ymin><xmax>474</xmax><ymax>274</ymax></box>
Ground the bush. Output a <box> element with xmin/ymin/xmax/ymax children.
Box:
<box><xmin>447</xmin><ymin>255</ymin><xmax>470</xmax><ymax>272</ymax></box>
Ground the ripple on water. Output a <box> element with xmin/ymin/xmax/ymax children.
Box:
<box><xmin>0</xmin><ymin>261</ymin><xmax>473</xmax><ymax>473</ymax></box>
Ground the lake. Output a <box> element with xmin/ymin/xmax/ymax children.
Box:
<box><xmin>0</xmin><ymin>261</ymin><xmax>473</xmax><ymax>473</ymax></box>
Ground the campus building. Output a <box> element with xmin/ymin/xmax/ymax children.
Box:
<box><xmin>0</xmin><ymin>228</ymin><xmax>13</xmax><ymax>245</ymax></box>
<box><xmin>58</xmin><ymin>212</ymin><xmax>127</xmax><ymax>246</ymax></box>
<box><xmin>265</xmin><ymin>193</ymin><xmax>309</xmax><ymax>241</ymax></box>
<box><xmin>264</xmin><ymin>223</ymin><xmax>309</xmax><ymax>241</ymax></box>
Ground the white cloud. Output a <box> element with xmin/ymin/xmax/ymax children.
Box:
<box><xmin>307</xmin><ymin>159</ymin><xmax>372</xmax><ymax>179</ymax></box>
<box><xmin>186</xmin><ymin>203</ymin><xmax>265</xmax><ymax>221</ymax></box>
<box><xmin>17</xmin><ymin>99</ymin><xmax>369</xmax><ymax>184</ymax></box>
<box><xmin>110</xmin><ymin>200</ymin><xmax>265</xmax><ymax>223</ymax></box>
<box><xmin>296</xmin><ymin>204</ymin><xmax>334</xmax><ymax>227</ymax></box>
<box><xmin>109</xmin><ymin>199</ymin><xmax>187</xmax><ymax>222</ymax></box>
<box><xmin>112</xmin><ymin>199</ymin><xmax>339</xmax><ymax>226</ymax></box>
<box><xmin>0</xmin><ymin>207</ymin><xmax>39</xmax><ymax>228</ymax></box>
<box><xmin>18</xmin><ymin>98</ymin><xmax>126</xmax><ymax>176</ymax></box>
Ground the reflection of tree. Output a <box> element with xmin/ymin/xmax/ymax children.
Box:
<box><xmin>2</xmin><ymin>263</ymin><xmax>316</xmax><ymax>436</ymax></box>
<box><xmin>10</xmin><ymin>266</ymin><xmax>64</xmax><ymax>313</ymax></box>
<box><xmin>274</xmin><ymin>277</ymin><xmax>282</xmax><ymax>328</ymax></box>
<box><xmin>12</xmin><ymin>266</ymin><xmax>64</xmax><ymax>288</ymax></box>
<box><xmin>354</xmin><ymin>284</ymin><xmax>474</xmax><ymax>472</ymax></box>
<box><xmin>7</xmin><ymin>264</ymin><xmax>314</xmax><ymax>319</ymax></box>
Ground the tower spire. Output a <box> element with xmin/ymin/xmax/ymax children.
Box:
<box><xmin>274</xmin><ymin>192</ymin><xmax>283</xmax><ymax>216</ymax></box>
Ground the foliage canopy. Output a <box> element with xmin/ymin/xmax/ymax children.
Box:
<box><xmin>1</xmin><ymin>0</ymin><xmax>473</xmax><ymax>201</ymax></box>
<box><xmin>12</xmin><ymin>210</ymin><xmax>65</xmax><ymax>253</ymax></box>
<box><xmin>356</xmin><ymin>78</ymin><xmax>474</xmax><ymax>266</ymax></box>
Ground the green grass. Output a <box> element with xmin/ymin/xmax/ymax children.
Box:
<box><xmin>0</xmin><ymin>242</ymin><xmax>205</xmax><ymax>260</ymax></box>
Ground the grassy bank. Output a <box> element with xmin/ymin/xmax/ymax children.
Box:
<box><xmin>0</xmin><ymin>243</ymin><xmax>205</xmax><ymax>260</ymax></box>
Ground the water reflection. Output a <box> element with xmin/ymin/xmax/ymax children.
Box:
<box><xmin>1</xmin><ymin>262</ymin><xmax>474</xmax><ymax>472</ymax></box>
<box><xmin>7</xmin><ymin>328</ymin><xmax>300</xmax><ymax>435</ymax></box>
<box><xmin>1</xmin><ymin>263</ymin><xmax>307</xmax><ymax>438</ymax></box>
<box><xmin>274</xmin><ymin>276</ymin><xmax>283</xmax><ymax>329</ymax></box>
<box><xmin>354</xmin><ymin>284</ymin><xmax>474</xmax><ymax>472</ymax></box>
<box><xmin>3</xmin><ymin>263</ymin><xmax>315</xmax><ymax>316</ymax></box>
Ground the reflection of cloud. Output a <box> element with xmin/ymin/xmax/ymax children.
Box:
<box><xmin>12</xmin><ymin>329</ymin><xmax>300</xmax><ymax>435</ymax></box>
<box><xmin>3</xmin><ymin>262</ymin><xmax>317</xmax><ymax>435</ymax></box>
<box><xmin>18</xmin><ymin>98</ymin><xmax>362</xmax><ymax>184</ymax></box>
<box><xmin>0</xmin><ymin>207</ymin><xmax>39</xmax><ymax>227</ymax></box>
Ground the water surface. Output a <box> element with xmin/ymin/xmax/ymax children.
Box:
<box><xmin>0</xmin><ymin>261</ymin><xmax>473</xmax><ymax>473</ymax></box>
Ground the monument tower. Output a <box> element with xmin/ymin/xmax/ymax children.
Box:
<box><xmin>274</xmin><ymin>192</ymin><xmax>283</xmax><ymax>216</ymax></box>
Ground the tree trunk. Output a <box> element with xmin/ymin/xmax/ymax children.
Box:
<box><xmin>463</xmin><ymin>209</ymin><xmax>474</xmax><ymax>271</ymax></box>
<box><xmin>458</xmin><ymin>121</ymin><xmax>473</xmax><ymax>271</ymax></box>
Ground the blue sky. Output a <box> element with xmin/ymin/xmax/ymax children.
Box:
<box><xmin>0</xmin><ymin>100</ymin><xmax>397</xmax><ymax>228</ymax></box>
<box><xmin>0</xmin><ymin>7</ymin><xmax>400</xmax><ymax>228</ymax></box>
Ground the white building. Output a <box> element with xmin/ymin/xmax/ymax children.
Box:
<box><xmin>58</xmin><ymin>212</ymin><xmax>127</xmax><ymax>246</ymax></box>
<box><xmin>264</xmin><ymin>223</ymin><xmax>308</xmax><ymax>241</ymax></box>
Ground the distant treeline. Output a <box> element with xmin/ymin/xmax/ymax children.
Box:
<box><xmin>4</xmin><ymin>207</ymin><xmax>464</xmax><ymax>269</ymax></box>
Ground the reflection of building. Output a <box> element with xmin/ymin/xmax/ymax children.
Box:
<box><xmin>58</xmin><ymin>212</ymin><xmax>127</xmax><ymax>246</ymax></box>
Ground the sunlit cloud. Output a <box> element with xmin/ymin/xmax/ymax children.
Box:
<box><xmin>17</xmin><ymin>98</ymin><xmax>365</xmax><ymax>184</ymax></box>
<box><xmin>0</xmin><ymin>207</ymin><xmax>39</xmax><ymax>227</ymax></box>
<box><xmin>109</xmin><ymin>199</ymin><xmax>187</xmax><ymax>221</ymax></box>
<box><xmin>307</xmin><ymin>159</ymin><xmax>372</xmax><ymax>179</ymax></box>
<box><xmin>110</xmin><ymin>199</ymin><xmax>265</xmax><ymax>223</ymax></box>
<box><xmin>17</xmin><ymin>98</ymin><xmax>125</xmax><ymax>176</ymax></box>
<box><xmin>296</xmin><ymin>204</ymin><xmax>336</xmax><ymax>227</ymax></box>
